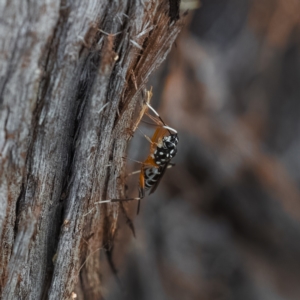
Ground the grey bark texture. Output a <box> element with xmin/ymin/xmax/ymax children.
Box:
<box><xmin>0</xmin><ymin>1</ymin><xmax>182</xmax><ymax>299</ymax></box>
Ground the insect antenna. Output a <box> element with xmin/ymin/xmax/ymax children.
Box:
<box><xmin>146</xmin><ymin>102</ymin><xmax>166</xmax><ymax>126</ymax></box>
<box><xmin>145</xmin><ymin>103</ymin><xmax>177</xmax><ymax>134</ymax></box>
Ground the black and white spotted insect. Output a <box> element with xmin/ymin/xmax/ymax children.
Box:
<box><xmin>141</xmin><ymin>130</ymin><xmax>178</xmax><ymax>197</ymax></box>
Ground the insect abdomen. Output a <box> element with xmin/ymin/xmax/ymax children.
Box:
<box><xmin>144</xmin><ymin>167</ymin><xmax>161</xmax><ymax>190</ymax></box>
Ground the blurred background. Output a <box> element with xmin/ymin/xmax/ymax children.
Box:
<box><xmin>105</xmin><ymin>1</ymin><xmax>300</xmax><ymax>299</ymax></box>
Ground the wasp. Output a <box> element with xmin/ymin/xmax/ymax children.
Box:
<box><xmin>138</xmin><ymin>103</ymin><xmax>178</xmax><ymax>199</ymax></box>
<box><xmin>100</xmin><ymin>93</ymin><xmax>178</xmax><ymax>206</ymax></box>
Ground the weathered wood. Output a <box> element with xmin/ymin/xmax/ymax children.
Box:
<box><xmin>0</xmin><ymin>1</ymin><xmax>182</xmax><ymax>298</ymax></box>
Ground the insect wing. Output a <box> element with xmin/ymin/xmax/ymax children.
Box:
<box><xmin>149</xmin><ymin>163</ymin><xmax>169</xmax><ymax>195</ymax></box>
<box><xmin>149</xmin><ymin>127</ymin><xmax>169</xmax><ymax>155</ymax></box>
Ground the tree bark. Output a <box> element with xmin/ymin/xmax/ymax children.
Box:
<box><xmin>0</xmin><ymin>1</ymin><xmax>182</xmax><ymax>298</ymax></box>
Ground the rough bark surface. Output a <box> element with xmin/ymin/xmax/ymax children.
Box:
<box><xmin>0</xmin><ymin>1</ymin><xmax>182</xmax><ymax>299</ymax></box>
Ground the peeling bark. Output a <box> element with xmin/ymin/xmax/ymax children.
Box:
<box><xmin>0</xmin><ymin>1</ymin><xmax>182</xmax><ymax>299</ymax></box>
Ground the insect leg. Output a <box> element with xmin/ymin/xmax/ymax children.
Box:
<box><xmin>137</xmin><ymin>127</ymin><xmax>156</xmax><ymax>145</ymax></box>
<box><xmin>137</xmin><ymin>165</ymin><xmax>146</xmax><ymax>214</ymax></box>
<box><xmin>105</xmin><ymin>245</ymin><xmax>125</xmax><ymax>293</ymax></box>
